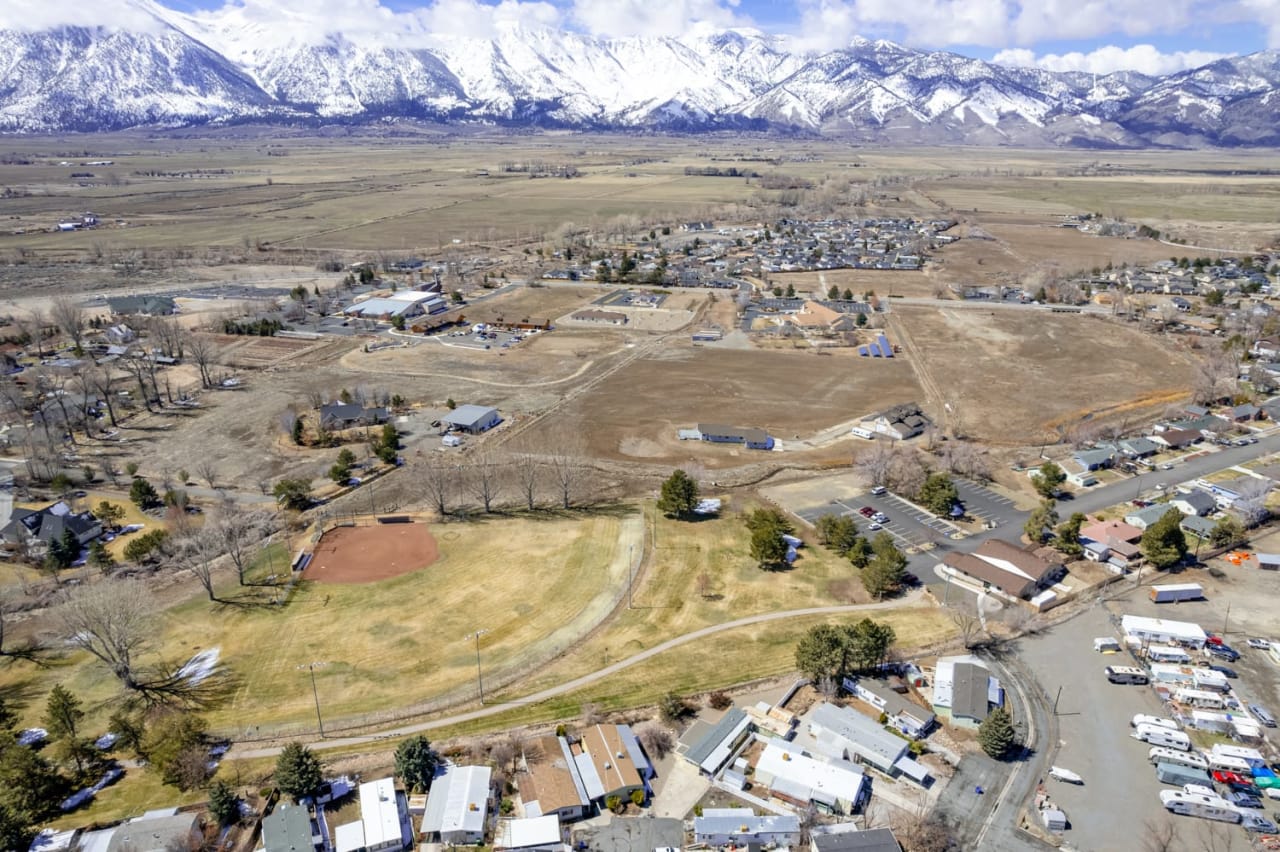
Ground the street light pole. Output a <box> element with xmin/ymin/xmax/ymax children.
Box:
<box><xmin>298</xmin><ymin>662</ymin><xmax>326</xmax><ymax>737</ymax></box>
<box><xmin>466</xmin><ymin>630</ymin><xmax>488</xmax><ymax>704</ymax></box>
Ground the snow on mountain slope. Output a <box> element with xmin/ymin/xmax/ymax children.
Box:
<box><xmin>0</xmin><ymin>7</ymin><xmax>1276</xmax><ymax>147</ymax></box>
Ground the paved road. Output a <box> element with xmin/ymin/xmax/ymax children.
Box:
<box><xmin>228</xmin><ymin>591</ymin><xmax>926</xmax><ymax>759</ymax></box>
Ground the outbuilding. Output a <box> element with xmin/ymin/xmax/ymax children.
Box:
<box><xmin>442</xmin><ymin>405</ymin><xmax>501</xmax><ymax>434</ymax></box>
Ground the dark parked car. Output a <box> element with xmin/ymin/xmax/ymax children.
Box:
<box><xmin>1206</xmin><ymin>643</ymin><xmax>1240</xmax><ymax>662</ymax></box>
<box><xmin>1208</xmin><ymin>664</ymin><xmax>1238</xmax><ymax>679</ymax></box>
<box><xmin>1250</xmin><ymin>704</ymin><xmax>1277</xmax><ymax>727</ymax></box>
<box><xmin>1228</xmin><ymin>791</ymin><xmax>1264</xmax><ymax>809</ymax></box>
<box><xmin>1242</xmin><ymin>813</ymin><xmax>1278</xmax><ymax>833</ymax></box>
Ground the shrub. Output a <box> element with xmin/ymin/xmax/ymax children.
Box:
<box><xmin>630</xmin><ymin>789</ymin><xmax>644</xmax><ymax>806</ymax></box>
<box><xmin>707</xmin><ymin>691</ymin><xmax>732</xmax><ymax>711</ymax></box>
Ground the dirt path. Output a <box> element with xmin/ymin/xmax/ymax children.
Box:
<box><xmin>228</xmin><ymin>589</ymin><xmax>926</xmax><ymax>758</ymax></box>
<box><xmin>884</xmin><ymin>311</ymin><xmax>950</xmax><ymax>433</ymax></box>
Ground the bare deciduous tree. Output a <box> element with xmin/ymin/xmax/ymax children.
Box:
<box><xmin>468</xmin><ymin>452</ymin><xmax>502</xmax><ymax>512</ymax></box>
<box><xmin>420</xmin><ymin>460</ymin><xmax>454</xmax><ymax>516</ymax></box>
<box><xmin>50</xmin><ymin>296</ymin><xmax>86</xmax><ymax>351</ymax></box>
<box><xmin>57</xmin><ymin>579</ymin><xmax>155</xmax><ymax>690</ymax></box>
<box><xmin>854</xmin><ymin>441</ymin><xmax>896</xmax><ymax>487</ymax></box>
<box><xmin>951</xmin><ymin>610</ymin><xmax>987</xmax><ymax>650</ymax></box>
<box><xmin>195</xmin><ymin>459</ymin><xmax>218</xmax><ymax>490</ymax></box>
<box><xmin>632</xmin><ymin>721</ymin><xmax>675</xmax><ymax>760</ymax></box>
<box><xmin>513</xmin><ymin>454</ymin><xmax>540</xmax><ymax>510</ymax></box>
<box><xmin>186</xmin><ymin>334</ymin><xmax>218</xmax><ymax>390</ymax></box>
<box><xmin>182</xmin><ymin>529</ymin><xmax>221</xmax><ymax>602</ymax></box>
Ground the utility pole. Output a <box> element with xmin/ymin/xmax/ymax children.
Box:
<box><xmin>466</xmin><ymin>629</ymin><xmax>488</xmax><ymax>704</ymax></box>
<box><xmin>1223</xmin><ymin>602</ymin><xmax>1231</xmax><ymax>638</ymax></box>
<box><xmin>627</xmin><ymin>544</ymin><xmax>635</xmax><ymax>609</ymax></box>
<box><xmin>297</xmin><ymin>662</ymin><xmax>327</xmax><ymax>737</ymax></box>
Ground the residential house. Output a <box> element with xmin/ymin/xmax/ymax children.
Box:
<box><xmin>421</xmin><ymin>763</ymin><xmax>492</xmax><ymax>845</ymax></box>
<box><xmin>678</xmin><ymin>708</ymin><xmax>751</xmax><ymax>775</ymax></box>
<box><xmin>846</xmin><ymin>679</ymin><xmax>935</xmax><ymax>737</ymax></box>
<box><xmin>1079</xmin><ymin>519</ymin><xmax>1143</xmax><ymax>565</ymax></box>
<box><xmin>933</xmin><ymin>656</ymin><xmax>1001</xmax><ymax>729</ymax></box>
<box><xmin>1232</xmin><ymin>403</ymin><xmax>1262</xmax><ymax>422</ymax></box>
<box><xmin>442</xmin><ymin>405</ymin><xmax>501</xmax><ymax>434</ymax></box>
<box><xmin>1072</xmin><ymin>448</ymin><xmax>1115</xmax><ymax>471</ymax></box>
<box><xmin>1</xmin><ymin>502</ymin><xmax>101</xmax><ymax>553</ymax></box>
<box><xmin>570</xmin><ymin>817</ymin><xmax>685</xmax><ymax>852</ymax></box>
<box><xmin>1180</xmin><ymin>515</ymin><xmax>1218</xmax><ymax>540</ymax></box>
<box><xmin>806</xmin><ymin>703</ymin><xmax>909</xmax><ymax>774</ymax></box>
<box><xmin>262</xmin><ymin>803</ymin><xmax>321</xmax><ymax>852</ymax></box>
<box><xmin>355</xmin><ymin>777</ymin><xmax>413</xmax><ymax>852</ymax></box>
<box><xmin>1120</xmin><ymin>614</ymin><xmax>1207</xmax><ymax>648</ymax></box>
<box><xmin>1151</xmin><ymin>428</ymin><xmax>1202</xmax><ymax>450</ymax></box>
<box><xmin>1125</xmin><ymin>504</ymin><xmax>1183</xmax><ymax>531</ymax></box>
<box><xmin>752</xmin><ymin>740</ymin><xmax>867</xmax><ymax>815</ymax></box>
<box><xmin>103</xmin><ymin>324</ymin><xmax>136</xmax><ymax>345</ymax></box>
<box><xmin>784</xmin><ymin>301</ymin><xmax>847</xmax><ymax>334</ymax></box>
<box><xmin>519</xmin><ymin>726</ymin><xmax>651</xmax><ymax>820</ymax></box>
<box><xmin>520</xmin><ymin>736</ymin><xmax>590</xmax><ymax>822</ymax></box>
<box><xmin>105</xmin><ymin>813</ymin><xmax>203</xmax><ymax>852</ymax></box>
<box><xmin>319</xmin><ymin>403</ymin><xmax>389</xmax><ymax>431</ymax></box>
<box><xmin>862</xmin><ymin>403</ymin><xmax>931</xmax><ymax>441</ymax></box>
<box><xmin>494</xmin><ymin>815</ymin><xmax>563</xmax><ymax>852</ymax></box>
<box><xmin>693</xmin><ymin>809</ymin><xmax>800</xmax><ymax>847</ymax></box>
<box><xmin>1118</xmin><ymin>438</ymin><xmax>1160</xmax><ymax>459</ymax></box>
<box><xmin>1169</xmin><ymin>489</ymin><xmax>1217</xmax><ymax>517</ymax></box>
<box><xmin>696</xmin><ymin>424</ymin><xmax>774</xmax><ymax>450</ymax></box>
<box><xmin>810</xmin><ymin>828</ymin><xmax>903</xmax><ymax>852</ymax></box>
<box><xmin>1253</xmin><ymin>338</ymin><xmax>1280</xmax><ymax>360</ymax></box>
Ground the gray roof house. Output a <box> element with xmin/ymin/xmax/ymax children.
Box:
<box><xmin>1</xmin><ymin>502</ymin><xmax>101</xmax><ymax>550</ymax></box>
<box><xmin>807</xmin><ymin>702</ymin><xmax>909</xmax><ymax>774</ymax></box>
<box><xmin>679</xmin><ymin>708</ymin><xmax>751</xmax><ymax>775</ymax></box>
<box><xmin>847</xmin><ymin>679</ymin><xmax>935</xmax><ymax>737</ymax></box>
<box><xmin>1125</xmin><ymin>504</ymin><xmax>1183</xmax><ymax>531</ymax></box>
<box><xmin>1170</xmin><ymin>490</ymin><xmax>1217</xmax><ymax>517</ymax></box>
<box><xmin>106</xmin><ymin>813</ymin><xmax>202</xmax><ymax>852</ymax></box>
<box><xmin>1073</xmin><ymin>448</ymin><xmax>1115</xmax><ymax>471</ymax></box>
<box><xmin>1180</xmin><ymin>515</ymin><xmax>1218</xmax><ymax>539</ymax></box>
<box><xmin>262</xmin><ymin>803</ymin><xmax>321</xmax><ymax>852</ymax></box>
<box><xmin>863</xmin><ymin>403</ymin><xmax>931</xmax><ymax>440</ymax></box>
<box><xmin>319</xmin><ymin>403</ymin><xmax>389</xmax><ymax>430</ymax></box>
<box><xmin>811</xmin><ymin>828</ymin><xmax>903</xmax><ymax>852</ymax></box>
<box><xmin>1119</xmin><ymin>437</ymin><xmax>1161</xmax><ymax>458</ymax></box>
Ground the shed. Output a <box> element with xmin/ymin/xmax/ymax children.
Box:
<box><xmin>442</xmin><ymin>405</ymin><xmax>501</xmax><ymax>434</ymax></box>
<box><xmin>1040</xmin><ymin>808</ymin><xmax>1067</xmax><ymax>833</ymax></box>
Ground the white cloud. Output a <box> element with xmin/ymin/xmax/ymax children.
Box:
<box><xmin>412</xmin><ymin>0</ymin><xmax>562</xmax><ymax>38</ymax></box>
<box><xmin>569</xmin><ymin>0</ymin><xmax>748</xmax><ymax>37</ymax></box>
<box><xmin>792</xmin><ymin>0</ymin><xmax>1228</xmax><ymax>50</ymax></box>
<box><xmin>1238</xmin><ymin>0</ymin><xmax>1280</xmax><ymax>48</ymax></box>
<box><xmin>0</xmin><ymin>0</ymin><xmax>171</xmax><ymax>32</ymax></box>
<box><xmin>992</xmin><ymin>44</ymin><xmax>1229</xmax><ymax>75</ymax></box>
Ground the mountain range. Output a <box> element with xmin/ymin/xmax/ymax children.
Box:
<box><xmin>2</xmin><ymin>0</ymin><xmax>1279</xmax><ymax>147</ymax></box>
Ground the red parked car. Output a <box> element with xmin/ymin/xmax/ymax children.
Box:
<box><xmin>1205</xmin><ymin>634</ymin><xmax>1225</xmax><ymax>647</ymax></box>
<box><xmin>1213</xmin><ymin>770</ymin><xmax>1256</xmax><ymax>789</ymax></box>
<box><xmin>859</xmin><ymin>506</ymin><xmax>876</xmax><ymax>518</ymax></box>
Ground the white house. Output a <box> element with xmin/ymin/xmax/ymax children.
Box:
<box><xmin>494</xmin><ymin>815</ymin><xmax>563</xmax><ymax>852</ymax></box>
<box><xmin>806</xmin><ymin>703</ymin><xmax>908</xmax><ymax>774</ymax></box>
<box><xmin>693</xmin><ymin>809</ymin><xmax>801</xmax><ymax>847</ymax></box>
<box><xmin>421</xmin><ymin>763</ymin><xmax>492</xmax><ymax>845</ymax></box>
<box><xmin>1121</xmin><ymin>614</ymin><xmax>1208</xmax><ymax>648</ymax></box>
<box><xmin>357</xmin><ymin>777</ymin><xmax>413</xmax><ymax>852</ymax></box>
<box><xmin>752</xmin><ymin>741</ymin><xmax>867</xmax><ymax>815</ymax></box>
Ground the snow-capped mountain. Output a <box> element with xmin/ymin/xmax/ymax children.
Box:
<box><xmin>1</xmin><ymin>3</ymin><xmax>1278</xmax><ymax>147</ymax></box>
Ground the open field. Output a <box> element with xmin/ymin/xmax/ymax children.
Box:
<box><xmin>896</xmin><ymin>306</ymin><xmax>1196</xmax><ymax>444</ymax></box>
<box><xmin>0</xmin><ymin>512</ymin><xmax>640</xmax><ymax>738</ymax></box>
<box><xmin>531</xmin><ymin>344</ymin><xmax>921</xmax><ymax>467</ymax></box>
<box><xmin>487</xmin><ymin>500</ymin><xmax>922</xmax><ymax>701</ymax></box>
<box><xmin>459</xmin><ymin>607</ymin><xmax>954</xmax><ymax>738</ymax></box>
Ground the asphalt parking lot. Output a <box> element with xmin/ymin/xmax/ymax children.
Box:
<box><xmin>954</xmin><ymin>479</ymin><xmax>1024</xmax><ymax>530</ymax></box>
<box><xmin>1015</xmin><ymin>598</ymin><xmax>1174</xmax><ymax>850</ymax></box>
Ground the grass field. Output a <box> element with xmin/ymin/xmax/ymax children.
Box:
<box><xmin>0</xmin><ymin>512</ymin><xmax>640</xmax><ymax>739</ymax></box>
<box><xmin>459</xmin><ymin>607</ymin><xmax>953</xmax><ymax>738</ymax></box>
<box><xmin>489</xmin><ymin>501</ymin><xmax>944</xmax><ymax>701</ymax></box>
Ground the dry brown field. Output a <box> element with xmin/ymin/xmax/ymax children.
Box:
<box><xmin>530</xmin><ymin>343</ymin><xmax>922</xmax><ymax>467</ymax></box>
<box><xmin>894</xmin><ymin>306</ymin><xmax>1196</xmax><ymax>444</ymax></box>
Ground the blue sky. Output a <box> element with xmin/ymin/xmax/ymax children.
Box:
<box><xmin>10</xmin><ymin>0</ymin><xmax>1277</xmax><ymax>74</ymax></box>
